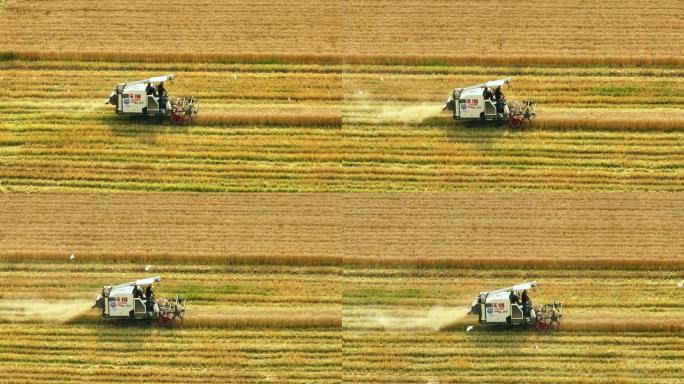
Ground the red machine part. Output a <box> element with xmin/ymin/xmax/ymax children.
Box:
<box><xmin>508</xmin><ymin>114</ymin><xmax>527</xmax><ymax>129</ymax></box>
<box><xmin>170</xmin><ymin>111</ymin><xmax>186</xmax><ymax>125</ymax></box>
<box><xmin>158</xmin><ymin>314</ymin><xmax>174</xmax><ymax>327</ymax></box>
<box><xmin>535</xmin><ymin>320</ymin><xmax>549</xmax><ymax>331</ymax></box>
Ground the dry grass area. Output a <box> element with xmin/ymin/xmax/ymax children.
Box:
<box><xmin>0</xmin><ymin>193</ymin><xmax>681</xmax><ymax>265</ymax></box>
<box><xmin>0</xmin><ymin>194</ymin><xmax>342</xmax><ymax>263</ymax></box>
<box><xmin>342</xmin><ymin>193</ymin><xmax>683</xmax><ymax>265</ymax></box>
<box><xmin>1</xmin><ymin>1</ymin><xmax>682</xmax><ymax>65</ymax></box>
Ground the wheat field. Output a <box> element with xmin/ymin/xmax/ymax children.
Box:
<box><xmin>0</xmin><ymin>0</ymin><xmax>682</xmax><ymax>383</ymax></box>
<box><xmin>0</xmin><ymin>59</ymin><xmax>682</xmax><ymax>192</ymax></box>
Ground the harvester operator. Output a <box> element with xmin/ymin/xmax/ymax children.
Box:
<box><xmin>521</xmin><ymin>289</ymin><xmax>531</xmax><ymax>316</ymax></box>
<box><xmin>145</xmin><ymin>285</ymin><xmax>155</xmax><ymax>311</ymax></box>
<box><xmin>483</xmin><ymin>87</ymin><xmax>494</xmax><ymax>100</ymax></box>
<box><xmin>509</xmin><ymin>290</ymin><xmax>520</xmax><ymax>304</ymax></box>
<box><xmin>133</xmin><ymin>286</ymin><xmax>143</xmax><ymax>299</ymax></box>
<box><xmin>494</xmin><ymin>86</ymin><xmax>504</xmax><ymax>101</ymax></box>
<box><xmin>145</xmin><ymin>285</ymin><xmax>154</xmax><ymax>300</ymax></box>
<box><xmin>494</xmin><ymin>86</ymin><xmax>505</xmax><ymax>113</ymax></box>
<box><xmin>156</xmin><ymin>82</ymin><xmax>167</xmax><ymax>113</ymax></box>
<box><xmin>145</xmin><ymin>83</ymin><xmax>157</xmax><ymax>96</ymax></box>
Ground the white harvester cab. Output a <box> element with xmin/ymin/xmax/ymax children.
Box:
<box><xmin>106</xmin><ymin>74</ymin><xmax>197</xmax><ymax>124</ymax></box>
<box><xmin>94</xmin><ymin>276</ymin><xmax>186</xmax><ymax>326</ymax></box>
<box><xmin>454</xmin><ymin>78</ymin><xmax>510</xmax><ymax>120</ymax></box>
<box><xmin>468</xmin><ymin>281</ymin><xmax>562</xmax><ymax>331</ymax></box>
<box><xmin>443</xmin><ymin>77</ymin><xmax>536</xmax><ymax>128</ymax></box>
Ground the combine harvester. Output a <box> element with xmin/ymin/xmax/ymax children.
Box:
<box><xmin>468</xmin><ymin>281</ymin><xmax>562</xmax><ymax>331</ymax></box>
<box><xmin>105</xmin><ymin>74</ymin><xmax>198</xmax><ymax>124</ymax></box>
<box><xmin>93</xmin><ymin>276</ymin><xmax>186</xmax><ymax>327</ymax></box>
<box><xmin>443</xmin><ymin>78</ymin><xmax>536</xmax><ymax>128</ymax></box>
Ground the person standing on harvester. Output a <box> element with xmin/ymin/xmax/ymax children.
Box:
<box><xmin>521</xmin><ymin>289</ymin><xmax>531</xmax><ymax>316</ymax></box>
<box><xmin>482</xmin><ymin>87</ymin><xmax>494</xmax><ymax>100</ymax></box>
<box><xmin>145</xmin><ymin>82</ymin><xmax>157</xmax><ymax>96</ymax></box>
<box><xmin>157</xmin><ymin>82</ymin><xmax>167</xmax><ymax>111</ymax></box>
<box><xmin>494</xmin><ymin>85</ymin><xmax>504</xmax><ymax>101</ymax></box>
<box><xmin>494</xmin><ymin>86</ymin><xmax>505</xmax><ymax>113</ymax></box>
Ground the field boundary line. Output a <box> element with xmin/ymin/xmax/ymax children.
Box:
<box><xmin>63</xmin><ymin>314</ymin><xmax>342</xmax><ymax>329</ymax></box>
<box><xmin>341</xmin><ymin>257</ymin><xmax>684</xmax><ymax>271</ymax></box>
<box><xmin>438</xmin><ymin>319</ymin><xmax>684</xmax><ymax>333</ymax></box>
<box><xmin>2</xmin><ymin>50</ymin><xmax>682</xmax><ymax>67</ymax></box>
<box><xmin>3</xmin><ymin>253</ymin><xmax>681</xmax><ymax>270</ymax></box>
<box><xmin>0</xmin><ymin>252</ymin><xmax>342</xmax><ymax>266</ymax></box>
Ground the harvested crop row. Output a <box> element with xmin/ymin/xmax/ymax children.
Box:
<box><xmin>0</xmin><ymin>324</ymin><xmax>341</xmax><ymax>384</ymax></box>
<box><xmin>342</xmin><ymin>331</ymin><xmax>684</xmax><ymax>384</ymax></box>
<box><xmin>1</xmin><ymin>125</ymin><xmax>682</xmax><ymax>191</ymax></box>
<box><xmin>342</xmin><ymin>257</ymin><xmax>684</xmax><ymax>271</ymax></box>
<box><xmin>196</xmin><ymin>112</ymin><xmax>342</xmax><ymax>127</ymax></box>
<box><xmin>0</xmin><ymin>263</ymin><xmax>340</xmax><ymax>303</ymax></box>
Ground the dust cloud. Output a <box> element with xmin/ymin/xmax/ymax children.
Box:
<box><xmin>0</xmin><ymin>300</ymin><xmax>93</xmax><ymax>323</ymax></box>
<box><xmin>371</xmin><ymin>306</ymin><xmax>471</xmax><ymax>331</ymax></box>
<box><xmin>376</xmin><ymin>103</ymin><xmax>443</xmax><ymax>124</ymax></box>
